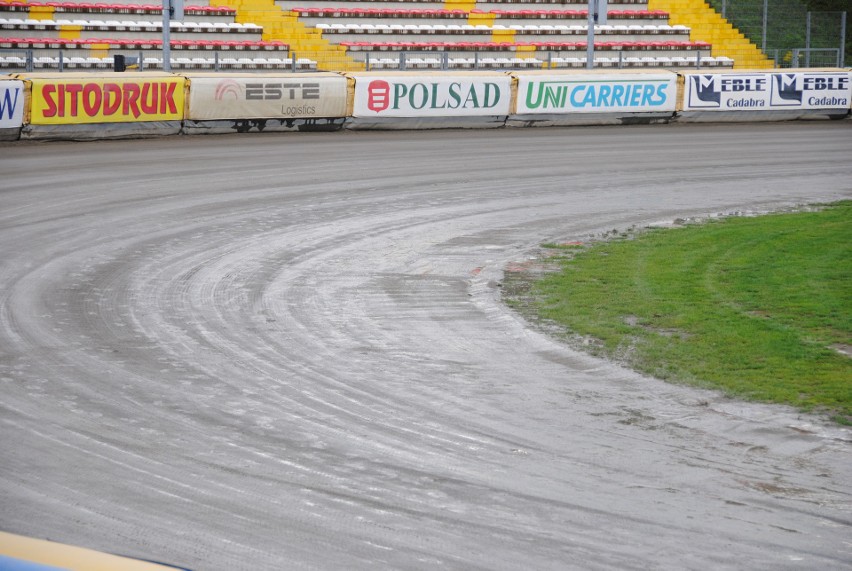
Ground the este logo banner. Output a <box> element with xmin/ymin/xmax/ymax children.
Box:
<box><xmin>31</xmin><ymin>78</ymin><xmax>185</xmax><ymax>124</ymax></box>
<box><xmin>186</xmin><ymin>76</ymin><xmax>347</xmax><ymax>120</ymax></box>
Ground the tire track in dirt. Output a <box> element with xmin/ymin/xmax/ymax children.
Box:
<box><xmin>1</xmin><ymin>124</ymin><xmax>850</xmax><ymax>570</ymax></box>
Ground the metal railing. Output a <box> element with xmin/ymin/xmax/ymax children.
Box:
<box><xmin>769</xmin><ymin>47</ymin><xmax>842</xmax><ymax>68</ymax></box>
<box><xmin>1</xmin><ymin>48</ymin><xmax>732</xmax><ymax>73</ymax></box>
<box><xmin>0</xmin><ymin>49</ymin><xmax>316</xmax><ymax>72</ymax></box>
<box><xmin>708</xmin><ymin>2</ymin><xmax>847</xmax><ymax>67</ymax></box>
<box><xmin>360</xmin><ymin>50</ymin><xmax>728</xmax><ymax>71</ymax></box>
<box><xmin>0</xmin><ymin>49</ymin><xmax>34</xmax><ymax>72</ymax></box>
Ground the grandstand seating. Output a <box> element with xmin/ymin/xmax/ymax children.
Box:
<box><xmin>0</xmin><ymin>1</ymin><xmax>300</xmax><ymax>69</ymax></box>
<box><xmin>0</xmin><ymin>0</ymin><xmax>744</xmax><ymax>71</ymax></box>
<box><xmin>0</xmin><ymin>17</ymin><xmax>264</xmax><ymax>39</ymax></box>
<box><xmin>267</xmin><ymin>0</ymin><xmax>733</xmax><ymax>70</ymax></box>
<box><xmin>0</xmin><ymin>52</ymin><xmax>316</xmax><ymax>69</ymax></box>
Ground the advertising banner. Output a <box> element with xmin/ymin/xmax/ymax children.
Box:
<box><xmin>29</xmin><ymin>75</ymin><xmax>186</xmax><ymax>125</ymax></box>
<box><xmin>682</xmin><ymin>70</ymin><xmax>851</xmax><ymax>111</ymax></box>
<box><xmin>515</xmin><ymin>72</ymin><xmax>678</xmax><ymax>114</ymax></box>
<box><xmin>187</xmin><ymin>74</ymin><xmax>348</xmax><ymax>120</ymax></box>
<box><xmin>0</xmin><ymin>79</ymin><xmax>24</xmax><ymax>129</ymax></box>
<box><xmin>351</xmin><ymin>74</ymin><xmax>511</xmax><ymax>118</ymax></box>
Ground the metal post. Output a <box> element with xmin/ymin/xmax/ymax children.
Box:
<box><xmin>805</xmin><ymin>12</ymin><xmax>811</xmax><ymax>67</ymax></box>
<box><xmin>840</xmin><ymin>12</ymin><xmax>846</xmax><ymax>68</ymax></box>
<box><xmin>618</xmin><ymin>50</ymin><xmax>623</xmax><ymax>69</ymax></box>
<box><xmin>722</xmin><ymin>0</ymin><xmax>727</xmax><ymax>19</ymax></box>
<box><xmin>400</xmin><ymin>52</ymin><xmax>406</xmax><ymax>71</ymax></box>
<box><xmin>696</xmin><ymin>50</ymin><xmax>701</xmax><ymax>69</ymax></box>
<box><xmin>26</xmin><ymin>50</ymin><xmax>33</xmax><ymax>72</ymax></box>
<box><xmin>792</xmin><ymin>48</ymin><xmax>799</xmax><ymax>68</ymax></box>
<box><xmin>292</xmin><ymin>50</ymin><xmax>297</xmax><ymax>72</ymax></box>
<box><xmin>138</xmin><ymin>50</ymin><xmax>143</xmax><ymax>70</ymax></box>
<box><xmin>58</xmin><ymin>50</ymin><xmax>63</xmax><ymax>72</ymax></box>
<box><xmin>214</xmin><ymin>50</ymin><xmax>219</xmax><ymax>72</ymax></box>
<box><xmin>162</xmin><ymin>0</ymin><xmax>171</xmax><ymax>72</ymax></box>
<box><xmin>365</xmin><ymin>51</ymin><xmax>370</xmax><ymax>71</ymax></box>
<box><xmin>442</xmin><ymin>51</ymin><xmax>448</xmax><ymax>71</ymax></box>
<box><xmin>586</xmin><ymin>0</ymin><xmax>595</xmax><ymax>69</ymax></box>
<box><xmin>761</xmin><ymin>0</ymin><xmax>768</xmax><ymax>53</ymax></box>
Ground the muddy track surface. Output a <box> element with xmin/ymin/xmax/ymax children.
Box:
<box><xmin>1</xmin><ymin>123</ymin><xmax>851</xmax><ymax>570</ymax></box>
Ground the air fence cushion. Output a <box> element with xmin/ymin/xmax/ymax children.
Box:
<box><xmin>507</xmin><ymin>69</ymin><xmax>678</xmax><ymax>127</ymax></box>
<box><xmin>182</xmin><ymin>117</ymin><xmax>346</xmax><ymax>134</ymax></box>
<box><xmin>344</xmin><ymin>71</ymin><xmax>511</xmax><ymax>130</ymax></box>
<box><xmin>677</xmin><ymin>69</ymin><xmax>852</xmax><ymax>122</ymax></box>
<box><xmin>182</xmin><ymin>72</ymin><xmax>348</xmax><ymax>133</ymax></box>
<box><xmin>20</xmin><ymin>120</ymin><xmax>182</xmax><ymax>140</ymax></box>
<box><xmin>0</xmin><ymin>76</ymin><xmax>24</xmax><ymax>141</ymax></box>
<box><xmin>19</xmin><ymin>71</ymin><xmax>185</xmax><ymax>140</ymax></box>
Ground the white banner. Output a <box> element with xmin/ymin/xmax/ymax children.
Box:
<box><xmin>0</xmin><ymin>79</ymin><xmax>25</xmax><ymax>128</ymax></box>
<box><xmin>352</xmin><ymin>75</ymin><xmax>511</xmax><ymax>117</ymax></box>
<box><xmin>515</xmin><ymin>72</ymin><xmax>678</xmax><ymax>114</ymax></box>
<box><xmin>683</xmin><ymin>71</ymin><xmax>851</xmax><ymax>111</ymax></box>
<box><xmin>187</xmin><ymin>74</ymin><xmax>348</xmax><ymax>120</ymax></box>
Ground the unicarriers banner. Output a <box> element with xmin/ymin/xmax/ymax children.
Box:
<box><xmin>352</xmin><ymin>75</ymin><xmax>511</xmax><ymax>117</ymax></box>
<box><xmin>682</xmin><ymin>71</ymin><xmax>851</xmax><ymax>111</ymax></box>
<box><xmin>515</xmin><ymin>72</ymin><xmax>678</xmax><ymax>114</ymax></box>
<box><xmin>29</xmin><ymin>76</ymin><xmax>186</xmax><ymax>125</ymax></box>
<box><xmin>187</xmin><ymin>74</ymin><xmax>348</xmax><ymax>120</ymax></box>
<box><xmin>0</xmin><ymin>80</ymin><xmax>24</xmax><ymax>128</ymax></box>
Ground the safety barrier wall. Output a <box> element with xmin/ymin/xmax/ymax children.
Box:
<box><xmin>678</xmin><ymin>69</ymin><xmax>852</xmax><ymax>122</ymax></box>
<box><xmin>508</xmin><ymin>70</ymin><xmax>678</xmax><ymax>127</ymax></box>
<box><xmin>18</xmin><ymin>72</ymin><xmax>185</xmax><ymax>140</ymax></box>
<box><xmin>0</xmin><ymin>530</ymin><xmax>191</xmax><ymax>571</ymax></box>
<box><xmin>184</xmin><ymin>73</ymin><xmax>348</xmax><ymax>134</ymax></box>
<box><xmin>347</xmin><ymin>72</ymin><xmax>512</xmax><ymax>130</ymax></box>
<box><xmin>2</xmin><ymin>69</ymin><xmax>850</xmax><ymax>141</ymax></box>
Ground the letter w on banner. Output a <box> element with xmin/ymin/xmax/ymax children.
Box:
<box><xmin>0</xmin><ymin>81</ymin><xmax>25</xmax><ymax>128</ymax></box>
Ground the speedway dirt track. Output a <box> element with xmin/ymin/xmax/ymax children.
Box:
<box><xmin>1</xmin><ymin>123</ymin><xmax>851</xmax><ymax>570</ymax></box>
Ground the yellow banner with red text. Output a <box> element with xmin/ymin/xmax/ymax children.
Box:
<box><xmin>29</xmin><ymin>76</ymin><xmax>185</xmax><ymax>125</ymax></box>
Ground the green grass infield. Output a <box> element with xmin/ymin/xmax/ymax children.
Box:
<box><xmin>517</xmin><ymin>202</ymin><xmax>851</xmax><ymax>424</ymax></box>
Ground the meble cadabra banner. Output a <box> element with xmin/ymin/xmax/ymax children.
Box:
<box><xmin>515</xmin><ymin>72</ymin><xmax>678</xmax><ymax>114</ymax></box>
<box><xmin>351</xmin><ymin>74</ymin><xmax>511</xmax><ymax>118</ymax></box>
<box><xmin>682</xmin><ymin>70</ymin><xmax>851</xmax><ymax>111</ymax></box>
<box><xmin>187</xmin><ymin>74</ymin><xmax>347</xmax><ymax>120</ymax></box>
<box><xmin>0</xmin><ymin>79</ymin><xmax>25</xmax><ymax>129</ymax></box>
<box><xmin>29</xmin><ymin>76</ymin><xmax>186</xmax><ymax>125</ymax></box>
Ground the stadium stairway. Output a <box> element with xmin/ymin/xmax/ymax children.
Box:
<box><xmin>214</xmin><ymin>0</ymin><xmax>365</xmax><ymax>70</ymax></box>
<box><xmin>647</xmin><ymin>0</ymin><xmax>772</xmax><ymax>68</ymax></box>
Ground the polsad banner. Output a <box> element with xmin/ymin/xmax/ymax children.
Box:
<box><xmin>352</xmin><ymin>75</ymin><xmax>511</xmax><ymax>118</ymax></box>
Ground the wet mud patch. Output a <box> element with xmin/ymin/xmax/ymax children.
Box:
<box><xmin>500</xmin><ymin>238</ymin><xmax>615</xmax><ymax>360</ymax></box>
<box><xmin>737</xmin><ymin>479</ymin><xmax>813</xmax><ymax>501</ymax></box>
